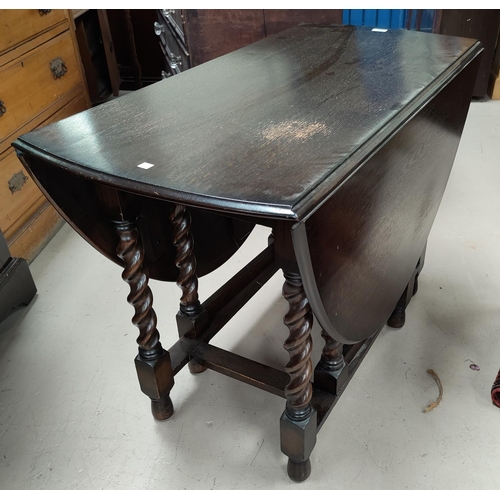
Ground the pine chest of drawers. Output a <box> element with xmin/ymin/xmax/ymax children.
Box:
<box><xmin>0</xmin><ymin>9</ymin><xmax>90</xmax><ymax>262</ymax></box>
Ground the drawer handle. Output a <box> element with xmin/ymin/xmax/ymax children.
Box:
<box><xmin>39</xmin><ymin>9</ymin><xmax>52</xmax><ymax>15</ymax></box>
<box><xmin>50</xmin><ymin>57</ymin><xmax>68</xmax><ymax>79</ymax></box>
<box><xmin>0</xmin><ymin>101</ymin><xmax>6</xmax><ymax>117</ymax></box>
<box><xmin>154</xmin><ymin>21</ymin><xmax>165</xmax><ymax>36</ymax></box>
<box><xmin>8</xmin><ymin>171</ymin><xmax>28</xmax><ymax>194</ymax></box>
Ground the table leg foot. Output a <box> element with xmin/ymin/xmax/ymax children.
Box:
<box><xmin>387</xmin><ymin>279</ymin><xmax>411</xmax><ymax>329</ymax></box>
<box><xmin>387</xmin><ymin>249</ymin><xmax>425</xmax><ymax>329</ymax></box>
<box><xmin>188</xmin><ymin>360</ymin><xmax>207</xmax><ymax>374</ymax></box>
<box><xmin>413</xmin><ymin>274</ymin><xmax>419</xmax><ymax>296</ymax></box>
<box><xmin>387</xmin><ymin>306</ymin><xmax>406</xmax><ymax>328</ymax></box>
<box><xmin>280</xmin><ymin>408</ymin><xmax>316</xmax><ymax>483</ymax></box>
<box><xmin>287</xmin><ymin>458</ymin><xmax>311</xmax><ymax>482</ymax></box>
<box><xmin>135</xmin><ymin>346</ymin><xmax>175</xmax><ymax>420</ymax></box>
<box><xmin>151</xmin><ymin>397</ymin><xmax>174</xmax><ymax>420</ymax></box>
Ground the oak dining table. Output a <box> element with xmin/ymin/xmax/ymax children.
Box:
<box><xmin>13</xmin><ymin>25</ymin><xmax>482</xmax><ymax>481</ymax></box>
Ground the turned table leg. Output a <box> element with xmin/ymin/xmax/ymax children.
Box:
<box><xmin>115</xmin><ymin>220</ymin><xmax>174</xmax><ymax>420</ymax></box>
<box><xmin>388</xmin><ymin>249</ymin><xmax>426</xmax><ymax>329</ymax></box>
<box><xmin>314</xmin><ymin>330</ymin><xmax>348</xmax><ymax>395</ymax></box>
<box><xmin>169</xmin><ymin>204</ymin><xmax>207</xmax><ymax>374</ymax></box>
<box><xmin>387</xmin><ymin>283</ymin><xmax>412</xmax><ymax>328</ymax></box>
<box><xmin>280</xmin><ymin>271</ymin><xmax>317</xmax><ymax>482</ymax></box>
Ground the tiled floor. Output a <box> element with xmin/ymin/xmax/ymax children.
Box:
<box><xmin>1</xmin><ymin>99</ymin><xmax>499</xmax><ymax>490</ymax></box>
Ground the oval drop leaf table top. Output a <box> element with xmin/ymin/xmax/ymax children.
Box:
<box><xmin>13</xmin><ymin>25</ymin><xmax>480</xmax><ymax>221</ymax></box>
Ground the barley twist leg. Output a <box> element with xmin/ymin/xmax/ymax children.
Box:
<box><xmin>281</xmin><ymin>271</ymin><xmax>316</xmax><ymax>482</ymax></box>
<box><xmin>115</xmin><ymin>220</ymin><xmax>174</xmax><ymax>420</ymax></box>
<box><xmin>169</xmin><ymin>205</ymin><xmax>206</xmax><ymax>373</ymax></box>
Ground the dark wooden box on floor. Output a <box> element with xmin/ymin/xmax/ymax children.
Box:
<box><xmin>0</xmin><ymin>230</ymin><xmax>37</xmax><ymax>323</ymax></box>
<box><xmin>12</xmin><ymin>26</ymin><xmax>482</xmax><ymax>482</ymax></box>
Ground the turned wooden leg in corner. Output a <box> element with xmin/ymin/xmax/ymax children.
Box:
<box><xmin>314</xmin><ymin>331</ymin><xmax>348</xmax><ymax>395</ymax></box>
<box><xmin>414</xmin><ymin>245</ymin><xmax>426</xmax><ymax>297</ymax></box>
<box><xmin>388</xmin><ymin>249</ymin><xmax>426</xmax><ymax>329</ymax></box>
<box><xmin>115</xmin><ymin>220</ymin><xmax>174</xmax><ymax>420</ymax></box>
<box><xmin>169</xmin><ymin>204</ymin><xmax>208</xmax><ymax>374</ymax></box>
<box><xmin>387</xmin><ymin>283</ymin><xmax>411</xmax><ymax>328</ymax></box>
<box><xmin>280</xmin><ymin>271</ymin><xmax>317</xmax><ymax>482</ymax></box>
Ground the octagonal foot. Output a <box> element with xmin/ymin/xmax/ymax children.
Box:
<box><xmin>287</xmin><ymin>458</ymin><xmax>311</xmax><ymax>482</ymax></box>
<box><xmin>151</xmin><ymin>397</ymin><xmax>174</xmax><ymax>420</ymax></box>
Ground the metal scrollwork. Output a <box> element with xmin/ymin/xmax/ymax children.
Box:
<box><xmin>0</xmin><ymin>101</ymin><xmax>6</xmax><ymax>117</ymax></box>
<box><xmin>50</xmin><ymin>57</ymin><xmax>67</xmax><ymax>79</ymax></box>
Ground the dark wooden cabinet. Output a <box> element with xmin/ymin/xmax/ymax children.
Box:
<box><xmin>489</xmin><ymin>28</ymin><xmax>500</xmax><ymax>99</ymax></box>
<box><xmin>74</xmin><ymin>10</ymin><xmax>120</xmax><ymax>104</ymax></box>
<box><xmin>0</xmin><ymin>230</ymin><xmax>36</xmax><ymax>322</ymax></box>
<box><xmin>104</xmin><ymin>9</ymin><xmax>499</xmax><ymax>98</ymax></box>
<box><xmin>106</xmin><ymin>9</ymin><xmax>165</xmax><ymax>89</ymax></box>
<box><xmin>155</xmin><ymin>9</ymin><xmax>190</xmax><ymax>79</ymax></box>
<box><xmin>434</xmin><ymin>9</ymin><xmax>500</xmax><ymax>97</ymax></box>
<box><xmin>155</xmin><ymin>9</ymin><xmax>343</xmax><ymax>78</ymax></box>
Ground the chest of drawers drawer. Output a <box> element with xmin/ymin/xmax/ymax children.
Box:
<box><xmin>0</xmin><ymin>147</ymin><xmax>41</xmax><ymax>240</ymax></box>
<box><xmin>0</xmin><ymin>9</ymin><xmax>90</xmax><ymax>261</ymax></box>
<box><xmin>0</xmin><ymin>93</ymin><xmax>88</xmax><ymax>243</ymax></box>
<box><xmin>0</xmin><ymin>31</ymin><xmax>81</xmax><ymax>151</ymax></box>
<box><xmin>0</xmin><ymin>9</ymin><xmax>67</xmax><ymax>55</ymax></box>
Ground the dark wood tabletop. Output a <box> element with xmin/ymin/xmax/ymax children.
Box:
<box><xmin>14</xmin><ymin>25</ymin><xmax>479</xmax><ymax>220</ymax></box>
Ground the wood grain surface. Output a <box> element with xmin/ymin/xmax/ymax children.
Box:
<box><xmin>14</xmin><ymin>26</ymin><xmax>480</xmax><ymax>220</ymax></box>
<box><xmin>294</xmin><ymin>54</ymin><xmax>482</xmax><ymax>343</ymax></box>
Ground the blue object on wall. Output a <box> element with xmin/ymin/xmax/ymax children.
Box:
<box><xmin>342</xmin><ymin>9</ymin><xmax>407</xmax><ymax>29</ymax></box>
<box><xmin>406</xmin><ymin>9</ymin><xmax>435</xmax><ymax>32</ymax></box>
<box><xmin>343</xmin><ymin>9</ymin><xmax>435</xmax><ymax>31</ymax></box>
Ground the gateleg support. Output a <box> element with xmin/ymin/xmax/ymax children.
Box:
<box><xmin>314</xmin><ymin>363</ymin><xmax>349</xmax><ymax>396</ymax></box>
<box><xmin>176</xmin><ymin>308</ymin><xmax>210</xmax><ymax>373</ymax></box>
<box><xmin>169</xmin><ymin>203</ymin><xmax>209</xmax><ymax>375</ymax></box>
<box><xmin>314</xmin><ymin>330</ymin><xmax>348</xmax><ymax>395</ymax></box>
<box><xmin>387</xmin><ymin>246</ymin><xmax>427</xmax><ymax>329</ymax></box>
